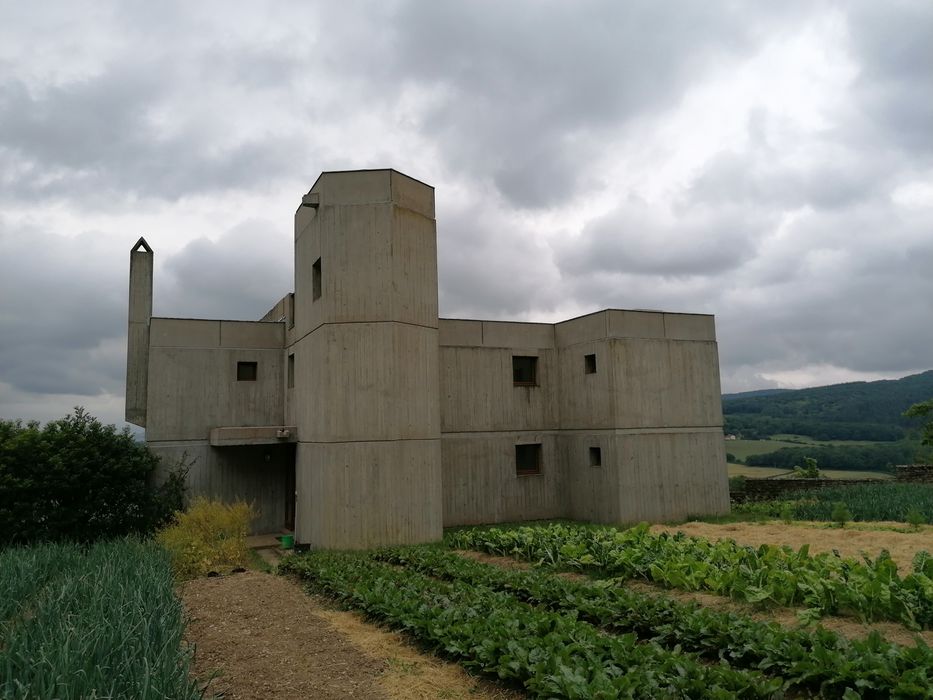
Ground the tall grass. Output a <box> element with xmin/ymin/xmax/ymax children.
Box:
<box><xmin>792</xmin><ymin>483</ymin><xmax>933</xmax><ymax>522</ymax></box>
<box><xmin>0</xmin><ymin>538</ymin><xmax>201</xmax><ymax>699</ymax></box>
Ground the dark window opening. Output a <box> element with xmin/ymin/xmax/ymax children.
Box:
<box><xmin>584</xmin><ymin>353</ymin><xmax>597</xmax><ymax>374</ymax></box>
<box><xmin>512</xmin><ymin>356</ymin><xmax>538</xmax><ymax>386</ymax></box>
<box><xmin>237</xmin><ymin>361</ymin><xmax>258</xmax><ymax>381</ymax></box>
<box><xmin>515</xmin><ymin>443</ymin><xmax>542</xmax><ymax>476</ymax></box>
<box><xmin>287</xmin><ymin>354</ymin><xmax>295</xmax><ymax>388</ymax></box>
<box><xmin>312</xmin><ymin>257</ymin><xmax>322</xmax><ymax>301</ymax></box>
<box><xmin>288</xmin><ymin>292</ymin><xmax>295</xmax><ymax>329</ymax></box>
<box><xmin>589</xmin><ymin>446</ymin><xmax>602</xmax><ymax>467</ymax></box>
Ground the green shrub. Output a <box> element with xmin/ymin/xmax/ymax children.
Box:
<box><xmin>0</xmin><ymin>408</ymin><xmax>186</xmax><ymax>546</ymax></box>
<box><xmin>728</xmin><ymin>475</ymin><xmax>747</xmax><ymax>491</ymax></box>
<box><xmin>830</xmin><ymin>501</ymin><xmax>852</xmax><ymax>528</ymax></box>
<box><xmin>157</xmin><ymin>498</ymin><xmax>255</xmax><ymax>579</ymax></box>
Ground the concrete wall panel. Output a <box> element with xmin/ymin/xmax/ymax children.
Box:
<box><xmin>557</xmin><ymin>340</ymin><xmax>615</xmax><ymax>430</ymax></box>
<box><xmin>441</xmin><ymin>433</ymin><xmax>567</xmax><ymax>526</ymax></box>
<box><xmin>295</xmin><ymin>323</ymin><xmax>440</xmax><ymax>442</ymax></box>
<box><xmin>482</xmin><ymin>321</ymin><xmax>554</xmax><ymax>349</ymax></box>
<box><xmin>438</xmin><ymin>319</ymin><xmax>483</xmax><ymax>346</ymax></box>
<box><xmin>615</xmin><ymin>431</ymin><xmax>729</xmax><ymax>522</ymax></box>
<box><xmin>439</xmin><ymin>347</ymin><xmax>559</xmax><ymax>432</ymax></box>
<box><xmin>296</xmin><ymin>439</ymin><xmax>442</xmax><ymax>548</ymax></box>
<box><xmin>146</xmin><ymin>347</ymin><xmax>284</xmax><ymax>441</ymax></box>
<box><xmin>220</xmin><ymin>321</ymin><xmax>285</xmax><ymax>349</ymax></box>
<box><xmin>555</xmin><ymin>312</ymin><xmax>607</xmax><ymax>348</ymax></box>
<box><xmin>612</xmin><ymin>339</ymin><xmax>722</xmax><ymax>429</ymax></box>
<box><xmin>563</xmin><ymin>433</ymin><xmax>619</xmax><ymax>523</ymax></box>
<box><xmin>663</xmin><ymin>313</ymin><xmax>716</xmax><ymax>341</ymax></box>
<box><xmin>607</xmin><ymin>310</ymin><xmax>665</xmax><ymax>339</ymax></box>
<box><xmin>150</xmin><ymin>318</ymin><xmax>221</xmax><ymax>348</ymax></box>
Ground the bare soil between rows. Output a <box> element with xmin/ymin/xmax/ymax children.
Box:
<box><xmin>180</xmin><ymin>570</ymin><xmax>522</xmax><ymax>700</ymax></box>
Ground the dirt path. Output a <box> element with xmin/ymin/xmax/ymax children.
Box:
<box><xmin>181</xmin><ymin>571</ymin><xmax>522</xmax><ymax>700</ymax></box>
<box><xmin>650</xmin><ymin>521</ymin><xmax>932</xmax><ymax>572</ymax></box>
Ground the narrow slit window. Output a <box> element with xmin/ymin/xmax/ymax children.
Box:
<box><xmin>237</xmin><ymin>361</ymin><xmax>258</xmax><ymax>382</ymax></box>
<box><xmin>512</xmin><ymin>356</ymin><xmax>538</xmax><ymax>386</ymax></box>
<box><xmin>287</xmin><ymin>354</ymin><xmax>295</xmax><ymax>388</ymax></box>
<box><xmin>515</xmin><ymin>443</ymin><xmax>542</xmax><ymax>476</ymax></box>
<box><xmin>288</xmin><ymin>292</ymin><xmax>295</xmax><ymax>329</ymax></box>
<box><xmin>589</xmin><ymin>446</ymin><xmax>602</xmax><ymax>467</ymax></box>
<box><xmin>312</xmin><ymin>257</ymin><xmax>322</xmax><ymax>301</ymax></box>
<box><xmin>584</xmin><ymin>353</ymin><xmax>597</xmax><ymax>374</ymax></box>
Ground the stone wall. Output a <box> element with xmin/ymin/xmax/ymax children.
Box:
<box><xmin>731</xmin><ymin>464</ymin><xmax>933</xmax><ymax>502</ymax></box>
<box><xmin>894</xmin><ymin>464</ymin><xmax>933</xmax><ymax>483</ymax></box>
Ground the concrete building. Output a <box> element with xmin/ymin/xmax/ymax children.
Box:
<box><xmin>126</xmin><ymin>169</ymin><xmax>729</xmax><ymax>548</ymax></box>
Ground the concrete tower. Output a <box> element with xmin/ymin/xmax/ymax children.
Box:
<box><xmin>126</xmin><ymin>237</ymin><xmax>153</xmax><ymax>427</ymax></box>
<box><xmin>290</xmin><ymin>170</ymin><xmax>443</xmax><ymax>548</ymax></box>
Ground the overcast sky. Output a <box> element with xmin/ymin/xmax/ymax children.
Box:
<box><xmin>1</xmin><ymin>1</ymin><xmax>931</xmax><ymax>428</ymax></box>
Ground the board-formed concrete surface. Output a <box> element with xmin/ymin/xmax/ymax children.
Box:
<box><xmin>126</xmin><ymin>168</ymin><xmax>729</xmax><ymax>547</ymax></box>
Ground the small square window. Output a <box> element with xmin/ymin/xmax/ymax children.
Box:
<box><xmin>287</xmin><ymin>354</ymin><xmax>295</xmax><ymax>388</ymax></box>
<box><xmin>312</xmin><ymin>258</ymin><xmax>322</xmax><ymax>301</ymax></box>
<box><xmin>237</xmin><ymin>361</ymin><xmax>258</xmax><ymax>381</ymax></box>
<box><xmin>584</xmin><ymin>353</ymin><xmax>597</xmax><ymax>374</ymax></box>
<box><xmin>512</xmin><ymin>356</ymin><xmax>538</xmax><ymax>386</ymax></box>
<box><xmin>515</xmin><ymin>443</ymin><xmax>542</xmax><ymax>476</ymax></box>
<box><xmin>589</xmin><ymin>446</ymin><xmax>602</xmax><ymax>467</ymax></box>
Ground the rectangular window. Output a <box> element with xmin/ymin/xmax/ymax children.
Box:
<box><xmin>287</xmin><ymin>354</ymin><xmax>295</xmax><ymax>388</ymax></box>
<box><xmin>237</xmin><ymin>361</ymin><xmax>258</xmax><ymax>381</ymax></box>
<box><xmin>515</xmin><ymin>443</ymin><xmax>542</xmax><ymax>476</ymax></box>
<box><xmin>312</xmin><ymin>257</ymin><xmax>322</xmax><ymax>301</ymax></box>
<box><xmin>288</xmin><ymin>292</ymin><xmax>295</xmax><ymax>329</ymax></box>
<box><xmin>589</xmin><ymin>446</ymin><xmax>602</xmax><ymax>467</ymax></box>
<box><xmin>512</xmin><ymin>356</ymin><xmax>538</xmax><ymax>386</ymax></box>
<box><xmin>584</xmin><ymin>353</ymin><xmax>597</xmax><ymax>374</ymax></box>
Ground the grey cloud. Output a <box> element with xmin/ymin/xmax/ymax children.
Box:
<box><xmin>158</xmin><ymin>221</ymin><xmax>293</xmax><ymax>320</ymax></box>
<box><xmin>437</xmin><ymin>203</ymin><xmax>562</xmax><ymax>318</ymax></box>
<box><xmin>556</xmin><ymin>200</ymin><xmax>767</xmax><ymax>278</ymax></box>
<box><xmin>0</xmin><ymin>224</ymin><xmax>127</xmax><ymax>397</ymax></box>
<box><xmin>846</xmin><ymin>0</ymin><xmax>933</xmax><ymax>155</ymax></box>
<box><xmin>372</xmin><ymin>1</ymin><xmax>809</xmax><ymax>208</ymax></box>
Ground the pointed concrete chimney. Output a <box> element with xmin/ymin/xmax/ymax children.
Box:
<box><xmin>126</xmin><ymin>237</ymin><xmax>153</xmax><ymax>426</ymax></box>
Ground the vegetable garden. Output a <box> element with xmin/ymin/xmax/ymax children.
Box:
<box><xmin>0</xmin><ymin>539</ymin><xmax>200</xmax><ymax>700</ymax></box>
<box><xmin>282</xmin><ymin>522</ymin><xmax>933</xmax><ymax>699</ymax></box>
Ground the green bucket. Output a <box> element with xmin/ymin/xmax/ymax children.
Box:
<box><xmin>280</xmin><ymin>534</ymin><xmax>295</xmax><ymax>550</ymax></box>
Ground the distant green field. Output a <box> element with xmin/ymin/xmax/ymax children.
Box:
<box><xmin>725</xmin><ymin>435</ymin><xmax>883</xmax><ymax>462</ymax></box>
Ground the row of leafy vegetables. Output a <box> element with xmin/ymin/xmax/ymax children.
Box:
<box><xmin>448</xmin><ymin>523</ymin><xmax>933</xmax><ymax>630</ymax></box>
<box><xmin>281</xmin><ymin>536</ymin><xmax>933</xmax><ymax>698</ymax></box>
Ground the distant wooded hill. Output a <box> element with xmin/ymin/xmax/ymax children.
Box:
<box><xmin>723</xmin><ymin>370</ymin><xmax>933</xmax><ymax>441</ymax></box>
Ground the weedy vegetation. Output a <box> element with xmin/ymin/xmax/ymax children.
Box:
<box><xmin>157</xmin><ymin>497</ymin><xmax>255</xmax><ymax>579</ymax></box>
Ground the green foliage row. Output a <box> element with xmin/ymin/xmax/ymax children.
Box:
<box><xmin>447</xmin><ymin>523</ymin><xmax>933</xmax><ymax>629</ymax></box>
<box><xmin>377</xmin><ymin>546</ymin><xmax>933</xmax><ymax>697</ymax></box>
<box><xmin>0</xmin><ymin>538</ymin><xmax>200</xmax><ymax>699</ymax></box>
<box><xmin>0</xmin><ymin>409</ymin><xmax>185</xmax><ymax>546</ymax></box>
<box><xmin>280</xmin><ymin>550</ymin><xmax>780</xmax><ymax>698</ymax></box>
<box><xmin>744</xmin><ymin>442</ymin><xmax>918</xmax><ymax>471</ymax></box>
<box><xmin>754</xmin><ymin>483</ymin><xmax>933</xmax><ymax>523</ymax></box>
